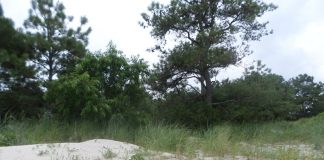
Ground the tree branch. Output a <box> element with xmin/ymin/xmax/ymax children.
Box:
<box><xmin>172</xmin><ymin>26</ymin><xmax>199</xmax><ymax>45</ymax></box>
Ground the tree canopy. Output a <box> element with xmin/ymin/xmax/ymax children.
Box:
<box><xmin>46</xmin><ymin>43</ymin><xmax>152</xmax><ymax>124</ymax></box>
<box><xmin>0</xmin><ymin>10</ymin><xmax>43</xmax><ymax>120</ymax></box>
<box><xmin>24</xmin><ymin>0</ymin><xmax>91</xmax><ymax>82</ymax></box>
<box><xmin>289</xmin><ymin>74</ymin><xmax>324</xmax><ymax>118</ymax></box>
<box><xmin>0</xmin><ymin>3</ymin><xmax>3</xmax><ymax>17</ymax></box>
<box><xmin>141</xmin><ymin>0</ymin><xmax>276</xmax><ymax>104</ymax></box>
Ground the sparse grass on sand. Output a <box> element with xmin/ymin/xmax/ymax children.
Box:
<box><xmin>1</xmin><ymin>113</ymin><xmax>324</xmax><ymax>159</ymax></box>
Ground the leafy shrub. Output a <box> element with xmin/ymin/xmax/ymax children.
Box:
<box><xmin>46</xmin><ymin>43</ymin><xmax>152</xmax><ymax>125</ymax></box>
<box><xmin>289</xmin><ymin>74</ymin><xmax>324</xmax><ymax>119</ymax></box>
<box><xmin>45</xmin><ymin>72</ymin><xmax>110</xmax><ymax>121</ymax></box>
<box><xmin>156</xmin><ymin>91</ymin><xmax>219</xmax><ymax>128</ymax></box>
<box><xmin>213</xmin><ymin>72</ymin><xmax>297</xmax><ymax>122</ymax></box>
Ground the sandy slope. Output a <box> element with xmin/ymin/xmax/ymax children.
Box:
<box><xmin>0</xmin><ymin>139</ymin><xmax>140</xmax><ymax>160</ymax></box>
<box><xmin>1</xmin><ymin>139</ymin><xmax>321</xmax><ymax>160</ymax></box>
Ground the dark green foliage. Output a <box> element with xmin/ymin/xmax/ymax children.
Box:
<box><xmin>45</xmin><ymin>73</ymin><xmax>110</xmax><ymax>121</ymax></box>
<box><xmin>158</xmin><ymin>73</ymin><xmax>295</xmax><ymax>125</ymax></box>
<box><xmin>155</xmin><ymin>61</ymin><xmax>323</xmax><ymax>125</ymax></box>
<box><xmin>213</xmin><ymin>61</ymin><xmax>297</xmax><ymax>122</ymax></box>
<box><xmin>76</xmin><ymin>44</ymin><xmax>152</xmax><ymax>125</ymax></box>
<box><xmin>0</xmin><ymin>83</ymin><xmax>43</xmax><ymax>121</ymax></box>
<box><xmin>156</xmin><ymin>91</ymin><xmax>219</xmax><ymax>128</ymax></box>
<box><xmin>141</xmin><ymin>0</ymin><xmax>276</xmax><ymax>104</ymax></box>
<box><xmin>289</xmin><ymin>74</ymin><xmax>324</xmax><ymax>118</ymax></box>
<box><xmin>141</xmin><ymin>0</ymin><xmax>322</xmax><ymax>124</ymax></box>
<box><xmin>0</xmin><ymin>13</ymin><xmax>43</xmax><ymax>121</ymax></box>
<box><xmin>214</xmin><ymin>75</ymin><xmax>296</xmax><ymax>122</ymax></box>
<box><xmin>46</xmin><ymin>43</ymin><xmax>152</xmax><ymax>125</ymax></box>
<box><xmin>0</xmin><ymin>3</ymin><xmax>3</xmax><ymax>17</ymax></box>
<box><xmin>24</xmin><ymin>0</ymin><xmax>91</xmax><ymax>82</ymax></box>
<box><xmin>0</xmin><ymin>16</ymin><xmax>33</xmax><ymax>86</ymax></box>
<box><xmin>0</xmin><ymin>127</ymin><xmax>17</xmax><ymax>146</ymax></box>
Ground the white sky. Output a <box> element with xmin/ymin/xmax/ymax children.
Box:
<box><xmin>2</xmin><ymin>0</ymin><xmax>324</xmax><ymax>82</ymax></box>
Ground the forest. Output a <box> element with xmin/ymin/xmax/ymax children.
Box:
<box><xmin>0</xmin><ymin>0</ymin><xmax>323</xmax><ymax>159</ymax></box>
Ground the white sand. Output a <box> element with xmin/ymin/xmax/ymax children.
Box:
<box><xmin>2</xmin><ymin>140</ymin><xmax>319</xmax><ymax>160</ymax></box>
<box><xmin>0</xmin><ymin>139</ymin><xmax>140</xmax><ymax>160</ymax></box>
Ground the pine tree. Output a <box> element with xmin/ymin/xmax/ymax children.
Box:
<box><xmin>141</xmin><ymin>0</ymin><xmax>276</xmax><ymax>105</ymax></box>
<box><xmin>0</xmin><ymin>10</ymin><xmax>43</xmax><ymax>120</ymax></box>
<box><xmin>24</xmin><ymin>0</ymin><xmax>91</xmax><ymax>82</ymax></box>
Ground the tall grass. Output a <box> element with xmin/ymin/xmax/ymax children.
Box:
<box><xmin>0</xmin><ymin>113</ymin><xmax>323</xmax><ymax>159</ymax></box>
<box><xmin>135</xmin><ymin>124</ymin><xmax>191</xmax><ymax>152</ymax></box>
<box><xmin>0</xmin><ymin>118</ymin><xmax>136</xmax><ymax>145</ymax></box>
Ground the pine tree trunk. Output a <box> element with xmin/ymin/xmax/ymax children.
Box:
<box><xmin>48</xmin><ymin>51</ymin><xmax>54</xmax><ymax>82</ymax></box>
<box><xmin>201</xmin><ymin>70</ymin><xmax>213</xmax><ymax>105</ymax></box>
<box><xmin>48</xmin><ymin>61</ymin><xmax>53</xmax><ymax>82</ymax></box>
<box><xmin>203</xmin><ymin>70</ymin><xmax>213</xmax><ymax>105</ymax></box>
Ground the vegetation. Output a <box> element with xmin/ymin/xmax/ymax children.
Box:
<box><xmin>0</xmin><ymin>6</ymin><xmax>43</xmax><ymax>121</ymax></box>
<box><xmin>0</xmin><ymin>0</ymin><xmax>323</xmax><ymax>159</ymax></box>
<box><xmin>24</xmin><ymin>0</ymin><xmax>91</xmax><ymax>82</ymax></box>
<box><xmin>0</xmin><ymin>113</ymin><xmax>323</xmax><ymax>158</ymax></box>
<box><xmin>154</xmin><ymin>61</ymin><xmax>324</xmax><ymax>127</ymax></box>
<box><xmin>141</xmin><ymin>0</ymin><xmax>276</xmax><ymax>105</ymax></box>
<box><xmin>213</xmin><ymin>61</ymin><xmax>297</xmax><ymax>122</ymax></box>
<box><xmin>46</xmin><ymin>43</ymin><xmax>152</xmax><ymax>124</ymax></box>
<box><xmin>289</xmin><ymin>74</ymin><xmax>324</xmax><ymax>118</ymax></box>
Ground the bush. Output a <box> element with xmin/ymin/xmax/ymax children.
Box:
<box><xmin>45</xmin><ymin>73</ymin><xmax>110</xmax><ymax>122</ymax></box>
<box><xmin>0</xmin><ymin>83</ymin><xmax>43</xmax><ymax>121</ymax></box>
<box><xmin>156</xmin><ymin>91</ymin><xmax>220</xmax><ymax>128</ymax></box>
<box><xmin>46</xmin><ymin>43</ymin><xmax>152</xmax><ymax>125</ymax></box>
<box><xmin>289</xmin><ymin>74</ymin><xmax>324</xmax><ymax>119</ymax></box>
<box><xmin>213</xmin><ymin>73</ymin><xmax>297</xmax><ymax>122</ymax></box>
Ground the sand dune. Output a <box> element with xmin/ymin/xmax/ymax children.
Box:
<box><xmin>0</xmin><ymin>139</ymin><xmax>140</xmax><ymax>160</ymax></box>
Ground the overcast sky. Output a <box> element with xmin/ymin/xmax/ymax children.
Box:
<box><xmin>2</xmin><ymin>0</ymin><xmax>324</xmax><ymax>82</ymax></box>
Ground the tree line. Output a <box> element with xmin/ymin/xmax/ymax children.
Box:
<box><xmin>1</xmin><ymin>0</ymin><xmax>323</xmax><ymax>128</ymax></box>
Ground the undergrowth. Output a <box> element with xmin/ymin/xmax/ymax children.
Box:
<box><xmin>0</xmin><ymin>113</ymin><xmax>323</xmax><ymax>159</ymax></box>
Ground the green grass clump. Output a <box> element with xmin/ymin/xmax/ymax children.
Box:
<box><xmin>130</xmin><ymin>153</ymin><xmax>145</xmax><ymax>160</ymax></box>
<box><xmin>0</xmin><ymin>126</ymin><xmax>17</xmax><ymax>146</ymax></box>
<box><xmin>101</xmin><ymin>147</ymin><xmax>117</xmax><ymax>159</ymax></box>
<box><xmin>135</xmin><ymin>123</ymin><xmax>192</xmax><ymax>153</ymax></box>
<box><xmin>201</xmin><ymin>125</ymin><xmax>233</xmax><ymax>156</ymax></box>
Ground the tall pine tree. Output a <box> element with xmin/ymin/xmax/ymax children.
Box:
<box><xmin>141</xmin><ymin>0</ymin><xmax>276</xmax><ymax>105</ymax></box>
<box><xmin>0</xmin><ymin>6</ymin><xmax>43</xmax><ymax>120</ymax></box>
<box><xmin>0</xmin><ymin>3</ymin><xmax>3</xmax><ymax>16</ymax></box>
<box><xmin>24</xmin><ymin>0</ymin><xmax>91</xmax><ymax>82</ymax></box>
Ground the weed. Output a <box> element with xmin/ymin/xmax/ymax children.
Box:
<box><xmin>101</xmin><ymin>147</ymin><xmax>117</xmax><ymax>159</ymax></box>
<box><xmin>130</xmin><ymin>153</ymin><xmax>145</xmax><ymax>160</ymax></box>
